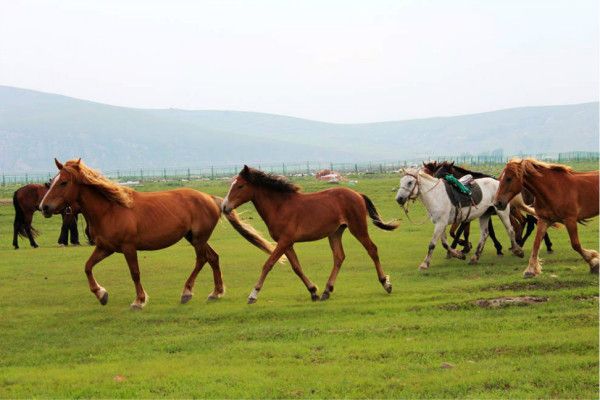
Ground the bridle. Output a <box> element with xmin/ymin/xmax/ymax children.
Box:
<box><xmin>399</xmin><ymin>170</ymin><xmax>442</xmax><ymax>224</ymax></box>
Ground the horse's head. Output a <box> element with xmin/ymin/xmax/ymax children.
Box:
<box><xmin>396</xmin><ymin>168</ymin><xmax>420</xmax><ymax>205</ymax></box>
<box><xmin>39</xmin><ymin>158</ymin><xmax>82</xmax><ymax>218</ymax></box>
<box><xmin>222</xmin><ymin>165</ymin><xmax>255</xmax><ymax>214</ymax></box>
<box><xmin>494</xmin><ymin>161</ymin><xmax>522</xmax><ymax>210</ymax></box>
<box><xmin>422</xmin><ymin>161</ymin><xmax>438</xmax><ymax>175</ymax></box>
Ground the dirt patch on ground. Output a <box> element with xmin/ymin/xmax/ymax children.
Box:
<box><xmin>0</xmin><ymin>198</ymin><xmax>12</xmax><ymax>206</ymax></box>
<box><xmin>475</xmin><ymin>296</ymin><xmax>548</xmax><ymax>308</ymax></box>
<box><xmin>482</xmin><ymin>280</ymin><xmax>591</xmax><ymax>292</ymax></box>
<box><xmin>573</xmin><ymin>295</ymin><xmax>599</xmax><ymax>301</ymax></box>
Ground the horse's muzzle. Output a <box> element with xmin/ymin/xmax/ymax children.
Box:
<box><xmin>396</xmin><ymin>196</ymin><xmax>407</xmax><ymax>206</ymax></box>
<box><xmin>41</xmin><ymin>204</ymin><xmax>53</xmax><ymax>218</ymax></box>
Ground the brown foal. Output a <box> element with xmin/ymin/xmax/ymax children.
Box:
<box><xmin>39</xmin><ymin>159</ymin><xmax>275</xmax><ymax>308</ymax></box>
<box><xmin>222</xmin><ymin>165</ymin><xmax>399</xmax><ymax>304</ymax></box>
<box><xmin>494</xmin><ymin>158</ymin><xmax>599</xmax><ymax>277</ymax></box>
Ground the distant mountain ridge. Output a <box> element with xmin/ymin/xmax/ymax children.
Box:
<box><xmin>0</xmin><ymin>86</ymin><xmax>597</xmax><ymax>172</ymax></box>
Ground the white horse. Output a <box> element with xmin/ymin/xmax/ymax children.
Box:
<box><xmin>396</xmin><ymin>167</ymin><xmax>524</xmax><ymax>270</ymax></box>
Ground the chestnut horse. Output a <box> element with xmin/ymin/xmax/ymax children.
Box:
<box><xmin>40</xmin><ymin>159</ymin><xmax>276</xmax><ymax>308</ymax></box>
<box><xmin>494</xmin><ymin>158</ymin><xmax>599</xmax><ymax>277</ymax></box>
<box><xmin>222</xmin><ymin>165</ymin><xmax>398</xmax><ymax>304</ymax></box>
<box><xmin>13</xmin><ymin>183</ymin><xmax>86</xmax><ymax>249</ymax></box>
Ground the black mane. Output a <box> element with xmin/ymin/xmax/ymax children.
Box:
<box><xmin>429</xmin><ymin>161</ymin><xmax>495</xmax><ymax>179</ymax></box>
<box><xmin>240</xmin><ymin>167</ymin><xmax>300</xmax><ymax>193</ymax></box>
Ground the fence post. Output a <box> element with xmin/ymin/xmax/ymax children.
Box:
<box><xmin>306</xmin><ymin>161</ymin><xmax>310</xmax><ymax>175</ymax></box>
<box><xmin>282</xmin><ymin>163</ymin><xmax>286</xmax><ymax>175</ymax></box>
<box><xmin>1</xmin><ymin>174</ymin><xmax>4</xmax><ymax>187</ymax></box>
<box><xmin>25</xmin><ymin>173</ymin><xmax>28</xmax><ymax>184</ymax></box>
<box><xmin>140</xmin><ymin>169</ymin><xmax>143</xmax><ymax>181</ymax></box>
<box><xmin>163</xmin><ymin>168</ymin><xmax>167</xmax><ymax>180</ymax></box>
<box><xmin>187</xmin><ymin>168</ymin><xmax>191</xmax><ymax>180</ymax></box>
<box><xmin>211</xmin><ymin>166</ymin><xmax>214</xmax><ymax>180</ymax></box>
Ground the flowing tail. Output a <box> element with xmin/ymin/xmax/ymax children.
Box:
<box><xmin>212</xmin><ymin>196</ymin><xmax>285</xmax><ymax>263</ymax></box>
<box><xmin>13</xmin><ymin>191</ymin><xmax>39</xmax><ymax>238</ymax></box>
<box><xmin>361</xmin><ymin>194</ymin><xmax>400</xmax><ymax>231</ymax></box>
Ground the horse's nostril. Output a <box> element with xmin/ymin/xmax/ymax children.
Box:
<box><xmin>42</xmin><ymin>205</ymin><xmax>49</xmax><ymax>212</ymax></box>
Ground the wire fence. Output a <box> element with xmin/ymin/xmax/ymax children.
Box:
<box><xmin>1</xmin><ymin>151</ymin><xmax>598</xmax><ymax>186</ymax></box>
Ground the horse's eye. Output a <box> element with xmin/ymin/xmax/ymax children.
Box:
<box><xmin>60</xmin><ymin>181</ymin><xmax>68</xmax><ymax>186</ymax></box>
<box><xmin>408</xmin><ymin>181</ymin><xmax>413</xmax><ymax>186</ymax></box>
<box><xmin>506</xmin><ymin>177</ymin><xmax>512</xmax><ymax>183</ymax></box>
<box><xmin>237</xmin><ymin>184</ymin><xmax>244</xmax><ymax>189</ymax></box>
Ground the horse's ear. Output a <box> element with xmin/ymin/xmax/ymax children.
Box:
<box><xmin>243</xmin><ymin>165</ymin><xmax>250</xmax><ymax>173</ymax></box>
<box><xmin>76</xmin><ymin>158</ymin><xmax>81</xmax><ymax>165</ymax></box>
<box><xmin>450</xmin><ymin>161</ymin><xmax>455</xmax><ymax>166</ymax></box>
<box><xmin>54</xmin><ymin>158</ymin><xmax>63</xmax><ymax>170</ymax></box>
<box><xmin>72</xmin><ymin>158</ymin><xmax>82</xmax><ymax>170</ymax></box>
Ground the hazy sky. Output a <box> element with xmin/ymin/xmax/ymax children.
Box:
<box><xmin>1</xmin><ymin>0</ymin><xmax>597</xmax><ymax>122</ymax></box>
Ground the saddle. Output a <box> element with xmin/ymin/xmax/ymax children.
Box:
<box><xmin>444</xmin><ymin>179</ymin><xmax>483</xmax><ymax>208</ymax></box>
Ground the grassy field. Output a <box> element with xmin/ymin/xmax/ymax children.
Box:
<box><xmin>0</xmin><ymin>168</ymin><xmax>598</xmax><ymax>398</ymax></box>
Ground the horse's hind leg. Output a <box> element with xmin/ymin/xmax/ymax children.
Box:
<box><xmin>285</xmin><ymin>246</ymin><xmax>319</xmax><ymax>301</ymax></box>
<box><xmin>469</xmin><ymin>215</ymin><xmax>491</xmax><ymax>265</ymax></box>
<box><xmin>12</xmin><ymin>219</ymin><xmax>20</xmax><ymax>249</ymax></box>
<box><xmin>205</xmin><ymin>244</ymin><xmax>225</xmax><ymax>300</ymax></box>
<box><xmin>461</xmin><ymin>223</ymin><xmax>472</xmax><ymax>253</ymax></box>
<box><xmin>348</xmin><ymin>222</ymin><xmax>391</xmax><ymax>292</ymax></box>
<box><xmin>564</xmin><ymin>219</ymin><xmax>599</xmax><ymax>274</ymax></box>
<box><xmin>122</xmin><ymin>245</ymin><xmax>147</xmax><ymax>309</ymax></box>
<box><xmin>496</xmin><ymin>208</ymin><xmax>524</xmax><ymax>258</ymax></box>
<box><xmin>543</xmin><ymin>232</ymin><xmax>553</xmax><ymax>253</ymax></box>
<box><xmin>24</xmin><ymin>215</ymin><xmax>38</xmax><ymax>248</ymax></box>
<box><xmin>321</xmin><ymin>226</ymin><xmax>346</xmax><ymax>301</ymax></box>
<box><xmin>418</xmin><ymin>221</ymin><xmax>446</xmax><ymax>270</ymax></box>
<box><xmin>487</xmin><ymin>219</ymin><xmax>503</xmax><ymax>256</ymax></box>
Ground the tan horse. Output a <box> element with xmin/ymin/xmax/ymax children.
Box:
<box><xmin>494</xmin><ymin>158</ymin><xmax>599</xmax><ymax>277</ymax></box>
<box><xmin>222</xmin><ymin>165</ymin><xmax>399</xmax><ymax>304</ymax></box>
<box><xmin>39</xmin><ymin>159</ymin><xmax>275</xmax><ymax>308</ymax></box>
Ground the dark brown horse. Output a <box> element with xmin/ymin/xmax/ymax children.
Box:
<box><xmin>12</xmin><ymin>183</ymin><xmax>86</xmax><ymax>249</ymax></box>
<box><xmin>494</xmin><ymin>158</ymin><xmax>599</xmax><ymax>277</ymax></box>
<box><xmin>222</xmin><ymin>165</ymin><xmax>399</xmax><ymax>303</ymax></box>
<box><xmin>40</xmin><ymin>158</ymin><xmax>276</xmax><ymax>308</ymax></box>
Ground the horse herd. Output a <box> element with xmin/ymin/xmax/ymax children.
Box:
<box><xmin>11</xmin><ymin>157</ymin><xmax>599</xmax><ymax>308</ymax></box>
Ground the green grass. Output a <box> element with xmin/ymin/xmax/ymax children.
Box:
<box><xmin>0</xmin><ymin>173</ymin><xmax>598</xmax><ymax>398</ymax></box>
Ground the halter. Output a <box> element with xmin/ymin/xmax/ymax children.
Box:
<box><xmin>400</xmin><ymin>170</ymin><xmax>442</xmax><ymax>225</ymax></box>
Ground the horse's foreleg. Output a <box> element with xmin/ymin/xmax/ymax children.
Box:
<box><xmin>69</xmin><ymin>214</ymin><xmax>80</xmax><ymax>245</ymax></box>
<box><xmin>487</xmin><ymin>219</ymin><xmax>503</xmax><ymax>256</ymax></box>
<box><xmin>321</xmin><ymin>227</ymin><xmax>346</xmax><ymax>301</ymax></box>
<box><xmin>441</xmin><ymin>232</ymin><xmax>466</xmax><ymax>260</ymax></box>
<box><xmin>181</xmin><ymin>243</ymin><xmax>208</xmax><ymax>304</ymax></box>
<box><xmin>565</xmin><ymin>219</ymin><xmax>599</xmax><ymax>274</ymax></box>
<box><xmin>469</xmin><ymin>215</ymin><xmax>491</xmax><ymax>265</ymax></box>
<box><xmin>462</xmin><ymin>223</ymin><xmax>472</xmax><ymax>253</ymax></box>
<box><xmin>248</xmin><ymin>241</ymin><xmax>290</xmax><ymax>304</ymax></box>
<box><xmin>205</xmin><ymin>244</ymin><xmax>224</xmax><ymax>300</ymax></box>
<box><xmin>420</xmin><ymin>221</ymin><xmax>446</xmax><ymax>270</ymax></box>
<box><xmin>285</xmin><ymin>247</ymin><xmax>319</xmax><ymax>301</ymax></box>
<box><xmin>58</xmin><ymin>215</ymin><xmax>69</xmax><ymax>246</ymax></box>
<box><xmin>84</xmin><ymin>246</ymin><xmax>113</xmax><ymax>305</ymax></box>
<box><xmin>123</xmin><ymin>246</ymin><xmax>147</xmax><ymax>309</ymax></box>
<box><xmin>520</xmin><ymin>215</ymin><xmax>537</xmax><ymax>246</ymax></box>
<box><xmin>523</xmin><ymin>219</ymin><xmax>548</xmax><ymax>278</ymax></box>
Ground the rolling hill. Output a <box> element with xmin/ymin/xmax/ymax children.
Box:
<box><xmin>0</xmin><ymin>86</ymin><xmax>597</xmax><ymax>172</ymax></box>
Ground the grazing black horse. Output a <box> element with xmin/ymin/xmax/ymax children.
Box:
<box><xmin>12</xmin><ymin>183</ymin><xmax>90</xmax><ymax>249</ymax></box>
<box><xmin>422</xmin><ymin>161</ymin><xmax>553</xmax><ymax>254</ymax></box>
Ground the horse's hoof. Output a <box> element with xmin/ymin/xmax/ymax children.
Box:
<box><xmin>456</xmin><ymin>252</ymin><xmax>466</xmax><ymax>260</ymax></box>
<box><xmin>418</xmin><ymin>263</ymin><xmax>429</xmax><ymax>270</ymax></box>
<box><xmin>311</xmin><ymin>293</ymin><xmax>319</xmax><ymax>301</ymax></box>
<box><xmin>514</xmin><ymin>250</ymin><xmax>525</xmax><ymax>258</ymax></box>
<box><xmin>547</xmin><ymin>249</ymin><xmax>554</xmax><ymax>254</ymax></box>
<box><xmin>468</xmin><ymin>257</ymin><xmax>478</xmax><ymax>265</ymax></box>
<box><xmin>32</xmin><ymin>245</ymin><xmax>39</xmax><ymax>249</ymax></box>
<box><xmin>99</xmin><ymin>291</ymin><xmax>109</xmax><ymax>306</ymax></box>
<box><xmin>320</xmin><ymin>291</ymin><xmax>330</xmax><ymax>301</ymax></box>
<box><xmin>130</xmin><ymin>302</ymin><xmax>144</xmax><ymax>310</ymax></box>
<box><xmin>247</xmin><ymin>297</ymin><xmax>257</xmax><ymax>305</ymax></box>
<box><xmin>207</xmin><ymin>292</ymin><xmax>222</xmax><ymax>301</ymax></box>
<box><xmin>523</xmin><ymin>271</ymin><xmax>537</xmax><ymax>279</ymax></box>
<box><xmin>590</xmin><ymin>259</ymin><xmax>599</xmax><ymax>274</ymax></box>
<box><xmin>445</xmin><ymin>252</ymin><xmax>453</xmax><ymax>259</ymax></box>
<box><xmin>496</xmin><ymin>252</ymin><xmax>504</xmax><ymax>257</ymax></box>
<box><xmin>180</xmin><ymin>293</ymin><xmax>193</xmax><ymax>304</ymax></box>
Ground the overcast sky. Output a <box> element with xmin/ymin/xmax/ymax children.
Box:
<box><xmin>1</xmin><ymin>0</ymin><xmax>597</xmax><ymax>122</ymax></box>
